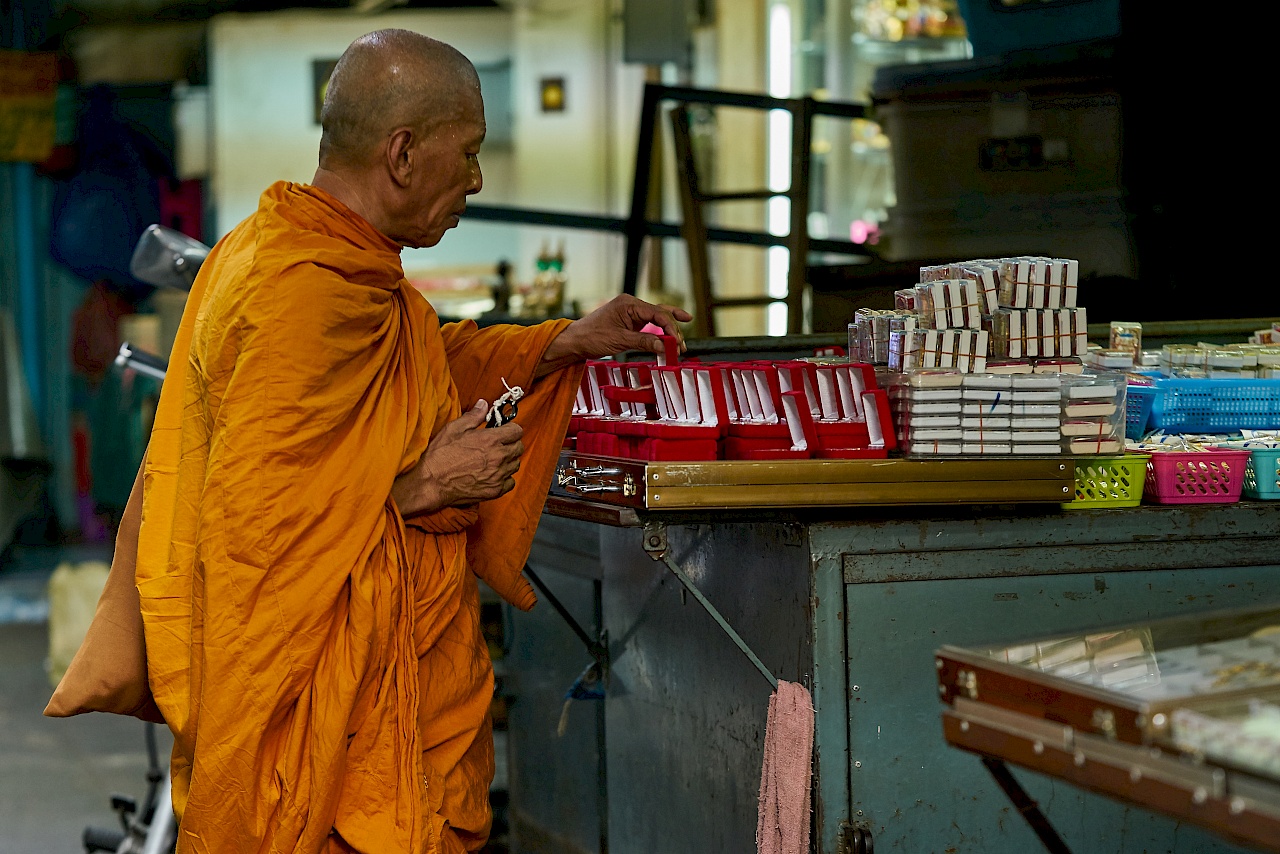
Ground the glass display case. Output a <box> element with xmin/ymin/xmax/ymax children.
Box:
<box><xmin>938</xmin><ymin>604</ymin><xmax>1280</xmax><ymax>850</ymax></box>
<box><xmin>795</xmin><ymin>0</ymin><xmax>971</xmax><ymax>250</ymax></box>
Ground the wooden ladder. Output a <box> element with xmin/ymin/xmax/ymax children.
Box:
<box><xmin>621</xmin><ymin>84</ymin><xmax>867</xmax><ymax>337</ymax></box>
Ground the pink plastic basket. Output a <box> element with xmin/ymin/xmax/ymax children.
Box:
<box><xmin>1143</xmin><ymin>449</ymin><xmax>1252</xmax><ymax>504</ymax></box>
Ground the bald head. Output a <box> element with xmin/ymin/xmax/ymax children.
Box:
<box><xmin>319</xmin><ymin>29</ymin><xmax>481</xmax><ymax>169</ymax></box>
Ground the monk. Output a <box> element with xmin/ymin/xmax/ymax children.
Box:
<box><xmin>134</xmin><ymin>28</ymin><xmax>690</xmax><ymax>854</ymax></box>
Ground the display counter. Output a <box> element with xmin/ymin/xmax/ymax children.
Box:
<box><xmin>505</xmin><ymin>498</ymin><xmax>1280</xmax><ymax>854</ymax></box>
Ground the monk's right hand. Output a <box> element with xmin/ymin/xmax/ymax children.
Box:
<box><xmin>391</xmin><ymin>400</ymin><xmax>524</xmax><ymax>516</ymax></box>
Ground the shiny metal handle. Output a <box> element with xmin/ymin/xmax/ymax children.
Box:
<box><xmin>556</xmin><ymin>462</ymin><xmax>622</xmax><ymax>484</ymax></box>
<box><xmin>574</xmin><ymin>483</ymin><xmax>622</xmax><ymax>494</ymax></box>
<box><xmin>578</xmin><ymin>466</ymin><xmax>623</xmax><ymax>477</ymax></box>
<box><xmin>555</xmin><ymin>459</ymin><xmax>637</xmax><ymax>499</ymax></box>
<box><xmin>116</xmin><ymin>342</ymin><xmax>168</xmax><ymax>382</ymax></box>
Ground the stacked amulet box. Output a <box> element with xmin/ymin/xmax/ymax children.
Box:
<box><xmin>858</xmin><ymin>257</ymin><xmax>1082</xmax><ymax>376</ymax></box>
<box><xmin>891</xmin><ymin>371</ymin><xmax>1064</xmax><ymax>456</ymax></box>
<box><xmin>868</xmin><ymin>256</ymin><xmax>1127</xmax><ymax>458</ymax></box>
<box><xmin>1061</xmin><ymin>373</ymin><xmax>1125</xmax><ymax>455</ymax></box>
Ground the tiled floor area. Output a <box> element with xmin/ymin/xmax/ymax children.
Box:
<box><xmin>0</xmin><ymin>544</ymin><xmax>510</xmax><ymax>853</ymax></box>
<box><xmin>0</xmin><ymin>543</ymin><xmax>169</xmax><ymax>854</ymax></box>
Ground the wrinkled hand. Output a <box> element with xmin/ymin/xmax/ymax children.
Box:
<box><xmin>391</xmin><ymin>400</ymin><xmax>524</xmax><ymax>516</ymax></box>
<box><xmin>535</xmin><ymin>294</ymin><xmax>693</xmax><ymax>378</ymax></box>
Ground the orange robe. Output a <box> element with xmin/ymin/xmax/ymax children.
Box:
<box><xmin>136</xmin><ymin>181</ymin><xmax>581</xmax><ymax>853</ymax></box>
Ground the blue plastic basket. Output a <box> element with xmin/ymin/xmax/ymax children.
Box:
<box><xmin>1243</xmin><ymin>448</ymin><xmax>1280</xmax><ymax>500</ymax></box>
<box><xmin>1147</xmin><ymin>378</ymin><xmax>1280</xmax><ymax>434</ymax></box>
<box><xmin>1125</xmin><ymin>385</ymin><xmax>1155</xmax><ymax>440</ymax></box>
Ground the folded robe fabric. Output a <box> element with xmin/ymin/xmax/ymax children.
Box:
<box><xmin>127</xmin><ymin>181</ymin><xmax>581</xmax><ymax>853</ymax></box>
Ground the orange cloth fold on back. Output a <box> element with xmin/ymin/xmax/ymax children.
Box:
<box><xmin>136</xmin><ymin>181</ymin><xmax>580</xmax><ymax>853</ymax></box>
<box><xmin>43</xmin><ymin>451</ymin><xmax>164</xmax><ymax>723</ymax></box>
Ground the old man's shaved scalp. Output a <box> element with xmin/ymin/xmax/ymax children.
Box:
<box><xmin>319</xmin><ymin>28</ymin><xmax>480</xmax><ymax>168</ymax></box>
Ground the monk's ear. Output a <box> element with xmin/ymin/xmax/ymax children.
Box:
<box><xmin>385</xmin><ymin>127</ymin><xmax>415</xmax><ymax>188</ymax></box>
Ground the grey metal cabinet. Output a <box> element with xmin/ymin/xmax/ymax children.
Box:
<box><xmin>506</xmin><ymin>502</ymin><xmax>1280</xmax><ymax>853</ymax></box>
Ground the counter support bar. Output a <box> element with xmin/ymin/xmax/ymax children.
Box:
<box><xmin>981</xmin><ymin>758</ymin><xmax>1073</xmax><ymax>854</ymax></box>
<box><xmin>643</xmin><ymin>522</ymin><xmax>778</xmax><ymax>691</ymax></box>
<box><xmin>523</xmin><ymin>563</ymin><xmax>608</xmax><ymax>670</ymax></box>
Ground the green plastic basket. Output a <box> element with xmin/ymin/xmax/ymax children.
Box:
<box><xmin>1243</xmin><ymin>448</ymin><xmax>1280</xmax><ymax>500</ymax></box>
<box><xmin>1062</xmin><ymin>454</ymin><xmax>1149</xmax><ymax>510</ymax></box>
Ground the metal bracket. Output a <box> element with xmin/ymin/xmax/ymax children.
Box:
<box><xmin>642</xmin><ymin>520</ymin><xmax>670</xmax><ymax>559</ymax></box>
<box><xmin>642</xmin><ymin>521</ymin><xmax>778</xmax><ymax>691</ymax></box>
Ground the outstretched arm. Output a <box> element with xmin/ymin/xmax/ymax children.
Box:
<box><xmin>534</xmin><ymin>294</ymin><xmax>692</xmax><ymax>379</ymax></box>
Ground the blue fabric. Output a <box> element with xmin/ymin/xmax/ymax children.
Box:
<box><xmin>564</xmin><ymin>661</ymin><xmax>605</xmax><ymax>701</ymax></box>
<box><xmin>49</xmin><ymin>86</ymin><xmax>168</xmax><ymax>301</ymax></box>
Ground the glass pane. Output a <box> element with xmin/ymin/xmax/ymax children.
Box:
<box><xmin>971</xmin><ymin>605</ymin><xmax>1280</xmax><ymax>704</ymax></box>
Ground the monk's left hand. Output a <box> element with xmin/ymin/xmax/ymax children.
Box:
<box><xmin>535</xmin><ymin>294</ymin><xmax>692</xmax><ymax>378</ymax></box>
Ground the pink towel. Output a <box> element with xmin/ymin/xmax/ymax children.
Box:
<box><xmin>756</xmin><ymin>680</ymin><xmax>814</xmax><ymax>854</ymax></box>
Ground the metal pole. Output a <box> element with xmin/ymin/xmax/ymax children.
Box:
<box><xmin>786</xmin><ymin>96</ymin><xmax>814</xmax><ymax>335</ymax></box>
<box><xmin>980</xmin><ymin>757</ymin><xmax>1073</xmax><ymax>854</ymax></box>
<box><xmin>524</xmin><ymin>563</ymin><xmax>607</xmax><ymax>665</ymax></box>
<box><xmin>621</xmin><ymin>82</ymin><xmax>663</xmax><ymax>296</ymax></box>
<box><xmin>140</xmin><ymin>772</ymin><xmax>176</xmax><ymax>854</ymax></box>
<box><xmin>593</xmin><ymin>577</ymin><xmax>609</xmax><ymax>854</ymax></box>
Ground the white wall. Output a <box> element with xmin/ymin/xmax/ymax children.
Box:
<box><xmin>70</xmin><ymin>22</ymin><xmax>206</xmax><ymax>85</ymax></box>
<box><xmin>512</xmin><ymin>0</ymin><xmax>646</xmax><ymax>311</ymax></box>
<box><xmin>208</xmin><ymin>9</ymin><xmax>517</xmax><ymax>277</ymax></box>
<box><xmin>208</xmin><ymin>4</ymin><xmax>693</xmax><ymax>312</ymax></box>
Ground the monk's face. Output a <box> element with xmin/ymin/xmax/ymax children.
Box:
<box><xmin>402</xmin><ymin>90</ymin><xmax>486</xmax><ymax>248</ymax></box>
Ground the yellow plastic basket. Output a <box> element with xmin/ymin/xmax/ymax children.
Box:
<box><xmin>1062</xmin><ymin>454</ymin><xmax>1149</xmax><ymax>510</ymax></box>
